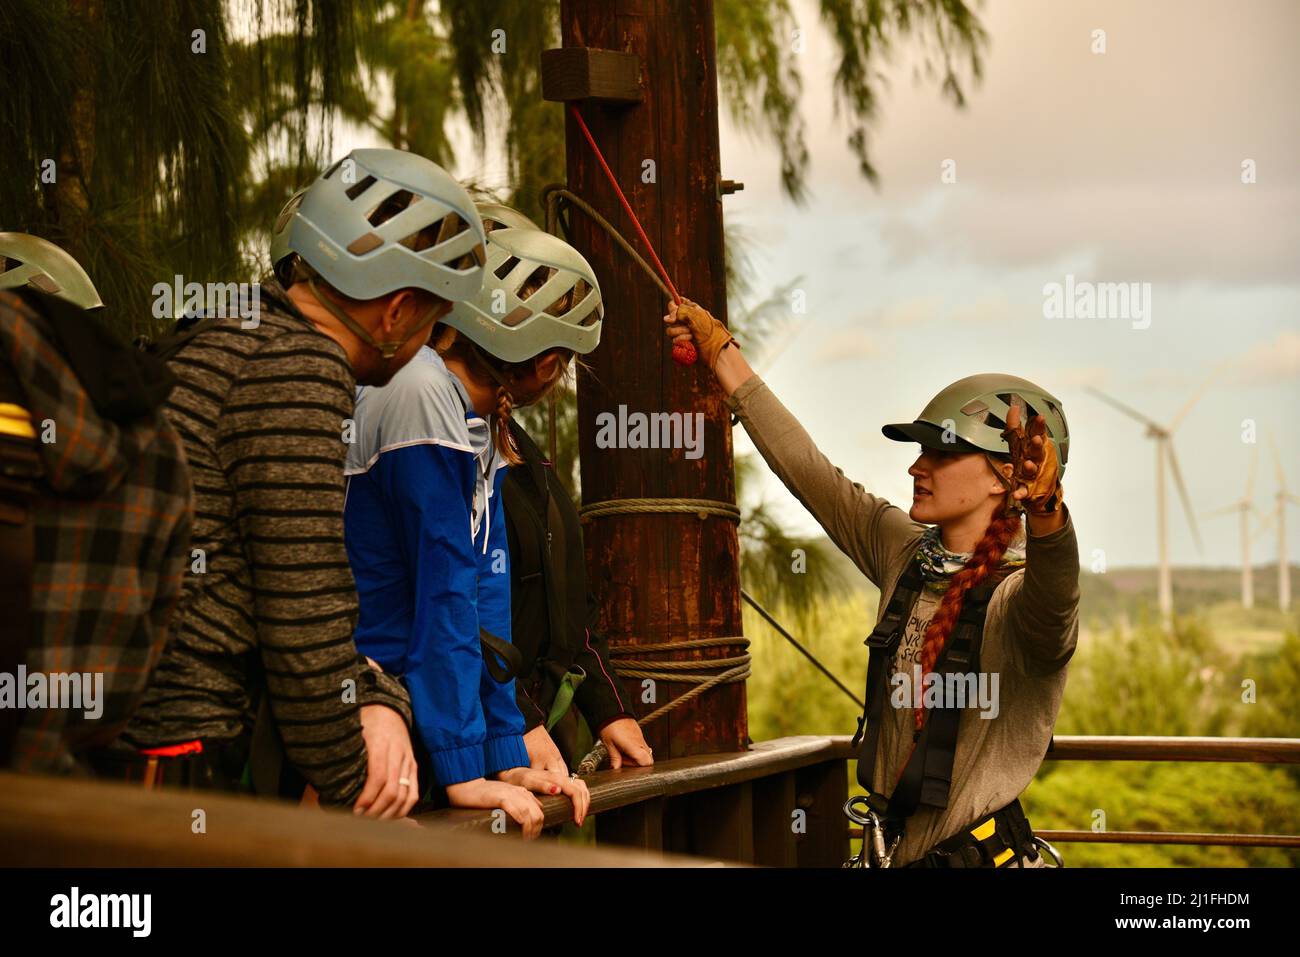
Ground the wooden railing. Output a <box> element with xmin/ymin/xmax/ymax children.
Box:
<box><xmin>0</xmin><ymin>770</ymin><xmax>704</xmax><ymax>867</ymax></box>
<box><xmin>4</xmin><ymin>735</ymin><xmax>1296</xmax><ymax>866</ymax></box>
<box><xmin>422</xmin><ymin>735</ymin><xmax>849</xmax><ymax>866</ymax></box>
<box><xmin>423</xmin><ymin>734</ymin><xmax>1300</xmax><ymax>863</ymax></box>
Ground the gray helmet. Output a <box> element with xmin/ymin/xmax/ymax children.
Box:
<box><xmin>476</xmin><ymin>202</ymin><xmax>540</xmax><ymax>233</ymax></box>
<box><xmin>883</xmin><ymin>373</ymin><xmax>1070</xmax><ymax>475</ymax></box>
<box><xmin>446</xmin><ymin>227</ymin><xmax>603</xmax><ymax>362</ymax></box>
<box><xmin>0</xmin><ymin>233</ymin><xmax>104</xmax><ymax>310</ymax></box>
<box><xmin>269</xmin><ymin>186</ymin><xmax>309</xmax><ymax>281</ymax></box>
<box><xmin>276</xmin><ymin>147</ymin><xmax>487</xmax><ymax>302</ymax></box>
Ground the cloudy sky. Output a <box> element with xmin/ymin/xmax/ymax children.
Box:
<box><xmin>709</xmin><ymin>0</ymin><xmax>1299</xmax><ymax>569</ymax></box>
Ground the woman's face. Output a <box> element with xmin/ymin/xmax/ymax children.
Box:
<box><xmin>510</xmin><ymin>351</ymin><xmax>570</xmax><ymax>407</ymax></box>
<box><xmin>907</xmin><ymin>447</ymin><xmax>1010</xmax><ymax>526</ymax></box>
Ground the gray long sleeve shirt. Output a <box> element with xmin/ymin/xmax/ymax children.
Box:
<box><xmin>725</xmin><ymin>375</ymin><xmax>1080</xmax><ymax>865</ymax></box>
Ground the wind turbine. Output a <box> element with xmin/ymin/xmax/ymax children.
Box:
<box><xmin>1254</xmin><ymin>437</ymin><xmax>1299</xmax><ymax>611</ymax></box>
<box><xmin>1087</xmin><ymin>382</ymin><xmax>1208</xmax><ymax>620</ymax></box>
<box><xmin>1204</xmin><ymin>445</ymin><xmax>1257</xmax><ymax>609</ymax></box>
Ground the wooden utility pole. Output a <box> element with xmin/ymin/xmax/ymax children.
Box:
<box><xmin>555</xmin><ymin>0</ymin><xmax>746</xmax><ymax>757</ymax></box>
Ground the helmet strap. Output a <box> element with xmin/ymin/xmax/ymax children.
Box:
<box><xmin>985</xmin><ymin>452</ymin><xmax>1023</xmax><ymax>516</ymax></box>
<box><xmin>305</xmin><ymin>276</ymin><xmax>422</xmax><ymax>359</ymax></box>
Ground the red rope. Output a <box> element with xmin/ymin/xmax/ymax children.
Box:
<box><xmin>568</xmin><ymin>104</ymin><xmax>681</xmax><ymax>305</ymax></box>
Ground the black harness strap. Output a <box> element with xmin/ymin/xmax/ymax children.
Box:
<box><xmin>852</xmin><ymin>548</ymin><xmax>1009</xmax><ymax>822</ymax></box>
<box><xmin>887</xmin><ymin>582</ymin><xmax>1000</xmax><ymax>820</ymax></box>
<box><xmin>853</xmin><ymin>559</ymin><xmax>923</xmax><ymax>809</ymax></box>
<box><xmin>480</xmin><ymin>627</ymin><xmax>524</xmax><ymax>683</ymax></box>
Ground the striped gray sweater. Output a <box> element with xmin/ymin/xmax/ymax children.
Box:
<box><xmin>123</xmin><ymin>291</ymin><xmax>412</xmax><ymax>806</ymax></box>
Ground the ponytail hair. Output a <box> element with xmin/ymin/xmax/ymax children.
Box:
<box><xmin>913</xmin><ymin>466</ymin><xmax>1023</xmax><ymax>732</ymax></box>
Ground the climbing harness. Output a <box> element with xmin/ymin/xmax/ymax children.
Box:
<box><xmin>845</xmin><ymin>547</ymin><xmax>1060</xmax><ymax>868</ymax></box>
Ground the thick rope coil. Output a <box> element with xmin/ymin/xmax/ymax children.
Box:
<box><xmin>577</xmin><ymin>497</ymin><xmax>741</xmax><ymax>524</ymax></box>
<box><xmin>575</xmin><ymin>635</ymin><xmax>750</xmax><ymax>777</ymax></box>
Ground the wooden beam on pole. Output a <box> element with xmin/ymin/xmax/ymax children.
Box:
<box><xmin>541</xmin><ymin>47</ymin><xmax>643</xmax><ymax>104</ymax></box>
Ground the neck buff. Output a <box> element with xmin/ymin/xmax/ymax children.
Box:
<box><xmin>914</xmin><ymin>521</ymin><xmax>1027</xmax><ymax>585</ymax></box>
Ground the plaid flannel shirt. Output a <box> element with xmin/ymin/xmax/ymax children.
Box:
<box><xmin>0</xmin><ymin>290</ymin><xmax>193</xmax><ymax>774</ymax></box>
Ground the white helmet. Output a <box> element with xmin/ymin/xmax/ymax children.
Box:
<box><xmin>276</xmin><ymin>147</ymin><xmax>487</xmax><ymax>302</ymax></box>
<box><xmin>476</xmin><ymin>202</ymin><xmax>541</xmax><ymax>234</ymax></box>
<box><xmin>446</xmin><ymin>227</ymin><xmax>603</xmax><ymax>362</ymax></box>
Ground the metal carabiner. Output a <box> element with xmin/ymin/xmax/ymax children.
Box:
<box><xmin>1032</xmin><ymin>835</ymin><xmax>1065</xmax><ymax>867</ymax></box>
<box><xmin>843</xmin><ymin>796</ymin><xmax>897</xmax><ymax>868</ymax></box>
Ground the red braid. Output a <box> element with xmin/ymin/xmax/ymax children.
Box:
<box><xmin>912</xmin><ymin>506</ymin><xmax>1023</xmax><ymax>732</ymax></box>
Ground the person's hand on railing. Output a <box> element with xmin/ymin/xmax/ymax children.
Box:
<box><xmin>353</xmin><ymin>704</ymin><xmax>420</xmax><ymax>820</ymax></box>
<box><xmin>497</xmin><ymin>766</ymin><xmax>590</xmax><ymax>828</ymax></box>
<box><xmin>523</xmin><ymin>724</ymin><xmax>569</xmax><ymax>776</ymax></box>
<box><xmin>600</xmin><ymin>717</ymin><xmax>654</xmax><ymax>769</ymax></box>
<box><xmin>445</xmin><ymin>777</ymin><xmax>546</xmax><ymax>839</ymax></box>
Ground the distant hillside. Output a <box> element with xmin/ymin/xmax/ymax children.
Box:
<box><xmin>1078</xmin><ymin>564</ymin><xmax>1300</xmax><ymax>627</ymax></box>
<box><xmin>798</xmin><ymin>536</ymin><xmax>1299</xmax><ymax>634</ymax></box>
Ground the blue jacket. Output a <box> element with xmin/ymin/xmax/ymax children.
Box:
<box><xmin>343</xmin><ymin>347</ymin><xmax>528</xmax><ymax>786</ymax></box>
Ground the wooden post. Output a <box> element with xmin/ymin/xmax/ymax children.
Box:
<box><xmin>557</xmin><ymin>0</ymin><xmax>746</xmax><ymax>757</ymax></box>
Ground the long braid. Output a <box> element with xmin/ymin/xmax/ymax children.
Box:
<box><xmin>432</xmin><ymin>324</ymin><xmax>525</xmax><ymax>466</ymax></box>
<box><xmin>913</xmin><ymin>505</ymin><xmax>1023</xmax><ymax>732</ymax></box>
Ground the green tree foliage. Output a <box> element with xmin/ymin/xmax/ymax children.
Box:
<box><xmin>1056</xmin><ymin>615</ymin><xmax>1234</xmax><ymax>738</ymax></box>
<box><xmin>1</xmin><ymin>0</ymin><xmax>376</xmax><ymax>339</ymax></box>
<box><xmin>1024</xmin><ymin>760</ymin><xmax>1300</xmax><ymax>867</ymax></box>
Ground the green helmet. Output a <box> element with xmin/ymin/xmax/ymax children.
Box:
<box><xmin>446</xmin><ymin>227</ymin><xmax>603</xmax><ymax>362</ymax></box>
<box><xmin>0</xmin><ymin>233</ymin><xmax>104</xmax><ymax>310</ymax></box>
<box><xmin>274</xmin><ymin>147</ymin><xmax>487</xmax><ymax>302</ymax></box>
<box><xmin>882</xmin><ymin>373</ymin><xmax>1070</xmax><ymax>475</ymax></box>
<box><xmin>476</xmin><ymin>202</ymin><xmax>540</xmax><ymax>233</ymax></box>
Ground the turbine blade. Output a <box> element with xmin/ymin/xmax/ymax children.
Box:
<box><xmin>1086</xmin><ymin>386</ymin><xmax>1162</xmax><ymax>431</ymax></box>
<box><xmin>1168</xmin><ymin>365</ymin><xmax>1225</xmax><ymax>432</ymax></box>
<box><xmin>1166</xmin><ymin>441</ymin><xmax>1203</xmax><ymax>552</ymax></box>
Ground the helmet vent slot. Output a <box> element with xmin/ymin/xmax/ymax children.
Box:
<box><xmin>344</xmin><ymin>175</ymin><xmax>378</xmax><ymax>200</ymax></box>
<box><xmin>997</xmin><ymin>392</ymin><xmax>1041</xmax><ymax>421</ymax></box>
<box><xmin>520</xmin><ymin>265</ymin><xmax>556</xmax><ymax>300</ymax></box>
<box><xmin>494</xmin><ymin>256</ymin><xmax>522</xmax><ymax>280</ymax></box>
<box><xmin>368</xmin><ymin>189</ymin><xmax>420</xmax><ymax>227</ymax></box>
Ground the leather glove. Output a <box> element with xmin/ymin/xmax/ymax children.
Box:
<box><xmin>1001</xmin><ymin>412</ymin><xmax>1063</xmax><ymax>515</ymax></box>
<box><xmin>665</xmin><ymin>298</ymin><xmax>737</xmax><ymax>370</ymax></box>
